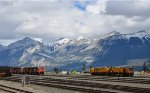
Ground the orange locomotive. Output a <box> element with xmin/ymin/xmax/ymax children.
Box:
<box><xmin>90</xmin><ymin>67</ymin><xmax>134</xmax><ymax>76</ymax></box>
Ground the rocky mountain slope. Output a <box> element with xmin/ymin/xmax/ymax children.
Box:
<box><xmin>0</xmin><ymin>31</ymin><xmax>150</xmax><ymax>70</ymax></box>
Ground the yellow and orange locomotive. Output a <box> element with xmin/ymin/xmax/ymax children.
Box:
<box><xmin>90</xmin><ymin>67</ymin><xmax>134</xmax><ymax>76</ymax></box>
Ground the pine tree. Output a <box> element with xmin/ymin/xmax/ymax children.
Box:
<box><xmin>82</xmin><ymin>64</ymin><xmax>86</xmax><ymax>72</ymax></box>
<box><xmin>54</xmin><ymin>67</ymin><xmax>59</xmax><ymax>74</ymax></box>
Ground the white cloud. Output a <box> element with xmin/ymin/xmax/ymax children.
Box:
<box><xmin>106</xmin><ymin>0</ymin><xmax>150</xmax><ymax>17</ymax></box>
<box><xmin>86</xmin><ymin>0</ymin><xmax>108</xmax><ymax>14</ymax></box>
<box><xmin>0</xmin><ymin>39</ymin><xmax>18</xmax><ymax>46</ymax></box>
<box><xmin>0</xmin><ymin>0</ymin><xmax>150</xmax><ymax>43</ymax></box>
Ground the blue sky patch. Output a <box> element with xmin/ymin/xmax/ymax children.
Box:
<box><xmin>73</xmin><ymin>1</ymin><xmax>87</xmax><ymax>11</ymax></box>
<box><xmin>73</xmin><ymin>0</ymin><xmax>97</xmax><ymax>11</ymax></box>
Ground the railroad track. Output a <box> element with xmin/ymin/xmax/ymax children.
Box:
<box><xmin>74</xmin><ymin>77</ymin><xmax>150</xmax><ymax>84</ymax></box>
<box><xmin>44</xmin><ymin>74</ymin><xmax>150</xmax><ymax>84</ymax></box>
<box><xmin>10</xmin><ymin>74</ymin><xmax>150</xmax><ymax>85</ymax></box>
<box><xmin>1</xmin><ymin>76</ymin><xmax>117</xmax><ymax>93</ymax></box>
<box><xmin>36</xmin><ymin>77</ymin><xmax>150</xmax><ymax>93</ymax></box>
<box><xmin>0</xmin><ymin>84</ymin><xmax>33</xmax><ymax>93</ymax></box>
<box><xmin>2</xmin><ymin>75</ymin><xmax>150</xmax><ymax>93</ymax></box>
<box><xmin>79</xmin><ymin>77</ymin><xmax>150</xmax><ymax>84</ymax></box>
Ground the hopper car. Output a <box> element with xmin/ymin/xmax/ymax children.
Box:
<box><xmin>90</xmin><ymin>67</ymin><xmax>134</xmax><ymax>76</ymax></box>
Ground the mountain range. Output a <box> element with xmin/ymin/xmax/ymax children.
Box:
<box><xmin>0</xmin><ymin>31</ymin><xmax>150</xmax><ymax>70</ymax></box>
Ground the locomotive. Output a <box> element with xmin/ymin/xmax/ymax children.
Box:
<box><xmin>90</xmin><ymin>67</ymin><xmax>134</xmax><ymax>77</ymax></box>
<box><xmin>0</xmin><ymin>66</ymin><xmax>45</xmax><ymax>77</ymax></box>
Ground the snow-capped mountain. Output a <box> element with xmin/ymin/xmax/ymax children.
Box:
<box><xmin>0</xmin><ymin>30</ymin><xmax>150</xmax><ymax>70</ymax></box>
<box><xmin>7</xmin><ymin>37</ymin><xmax>41</xmax><ymax>48</ymax></box>
<box><xmin>93</xmin><ymin>30</ymin><xmax>150</xmax><ymax>67</ymax></box>
<box><xmin>125</xmin><ymin>30</ymin><xmax>150</xmax><ymax>39</ymax></box>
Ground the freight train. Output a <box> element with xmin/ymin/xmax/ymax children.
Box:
<box><xmin>11</xmin><ymin>67</ymin><xmax>45</xmax><ymax>75</ymax></box>
<box><xmin>90</xmin><ymin>67</ymin><xmax>134</xmax><ymax>76</ymax></box>
<box><xmin>0</xmin><ymin>66</ymin><xmax>12</xmax><ymax>77</ymax></box>
<box><xmin>0</xmin><ymin>66</ymin><xmax>45</xmax><ymax>77</ymax></box>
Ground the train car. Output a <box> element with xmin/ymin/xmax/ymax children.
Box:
<box><xmin>10</xmin><ymin>67</ymin><xmax>23</xmax><ymax>74</ymax></box>
<box><xmin>0</xmin><ymin>66</ymin><xmax>45</xmax><ymax>77</ymax></box>
<box><xmin>90</xmin><ymin>67</ymin><xmax>110</xmax><ymax>75</ymax></box>
<box><xmin>123</xmin><ymin>68</ymin><xmax>134</xmax><ymax>76</ymax></box>
<box><xmin>22</xmin><ymin>67</ymin><xmax>45</xmax><ymax>75</ymax></box>
<box><xmin>10</xmin><ymin>67</ymin><xmax>45</xmax><ymax>75</ymax></box>
<box><xmin>90</xmin><ymin>67</ymin><xmax>134</xmax><ymax>77</ymax></box>
<box><xmin>36</xmin><ymin>67</ymin><xmax>45</xmax><ymax>75</ymax></box>
<box><xmin>0</xmin><ymin>66</ymin><xmax>12</xmax><ymax>77</ymax></box>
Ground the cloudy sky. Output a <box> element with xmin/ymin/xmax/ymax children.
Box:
<box><xmin>0</xmin><ymin>0</ymin><xmax>150</xmax><ymax>45</ymax></box>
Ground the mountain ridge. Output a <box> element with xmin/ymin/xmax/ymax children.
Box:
<box><xmin>0</xmin><ymin>30</ymin><xmax>150</xmax><ymax>70</ymax></box>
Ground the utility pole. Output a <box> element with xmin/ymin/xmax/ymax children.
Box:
<box><xmin>46</xmin><ymin>62</ymin><xmax>47</xmax><ymax>72</ymax></box>
<box><xmin>143</xmin><ymin>62</ymin><xmax>147</xmax><ymax>72</ymax></box>
<box><xmin>82</xmin><ymin>64</ymin><xmax>86</xmax><ymax>73</ymax></box>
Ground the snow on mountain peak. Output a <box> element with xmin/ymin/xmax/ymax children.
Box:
<box><xmin>56</xmin><ymin>38</ymin><xmax>70</xmax><ymax>45</ymax></box>
<box><xmin>97</xmin><ymin>31</ymin><xmax>150</xmax><ymax>40</ymax></box>
<box><xmin>98</xmin><ymin>31</ymin><xmax>121</xmax><ymax>40</ymax></box>
<box><xmin>134</xmin><ymin>30</ymin><xmax>149</xmax><ymax>37</ymax></box>
<box><xmin>76</xmin><ymin>36</ymin><xmax>88</xmax><ymax>41</ymax></box>
<box><xmin>124</xmin><ymin>30</ymin><xmax>150</xmax><ymax>39</ymax></box>
<box><xmin>33</xmin><ymin>38</ymin><xmax>43</xmax><ymax>42</ymax></box>
<box><xmin>107</xmin><ymin>31</ymin><xmax>121</xmax><ymax>36</ymax></box>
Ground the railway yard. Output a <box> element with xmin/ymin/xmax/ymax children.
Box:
<box><xmin>0</xmin><ymin>74</ymin><xmax>150</xmax><ymax>93</ymax></box>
